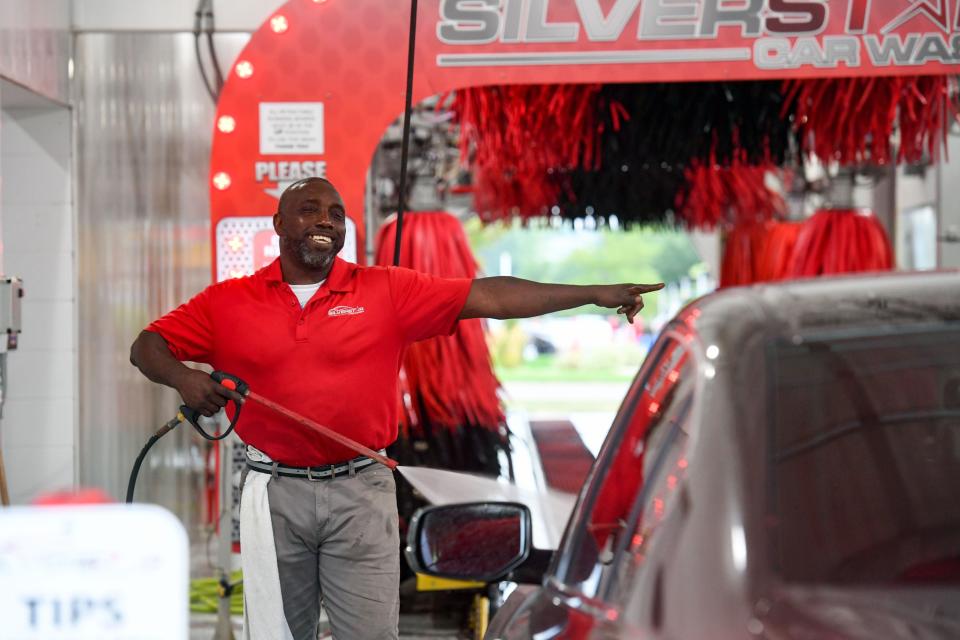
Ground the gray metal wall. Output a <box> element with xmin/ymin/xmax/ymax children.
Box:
<box><xmin>74</xmin><ymin>33</ymin><xmax>247</xmax><ymax>527</ymax></box>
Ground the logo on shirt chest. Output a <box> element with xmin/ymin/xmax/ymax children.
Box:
<box><xmin>328</xmin><ymin>305</ymin><xmax>365</xmax><ymax>317</ymax></box>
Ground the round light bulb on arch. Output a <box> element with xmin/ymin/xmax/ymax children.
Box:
<box><xmin>213</xmin><ymin>172</ymin><xmax>232</xmax><ymax>191</ymax></box>
<box><xmin>217</xmin><ymin>115</ymin><xmax>236</xmax><ymax>133</ymax></box>
<box><xmin>270</xmin><ymin>15</ymin><xmax>289</xmax><ymax>33</ymax></box>
<box><xmin>235</xmin><ymin>61</ymin><xmax>254</xmax><ymax>79</ymax></box>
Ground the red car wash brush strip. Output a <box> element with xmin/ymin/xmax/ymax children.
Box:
<box><xmin>755</xmin><ymin>220</ymin><xmax>803</xmax><ymax>283</ymax></box>
<box><xmin>784</xmin><ymin>75</ymin><xmax>959</xmax><ymax>165</ymax></box>
<box><xmin>375</xmin><ymin>211</ymin><xmax>504</xmax><ymax>437</ymax></box>
<box><xmin>454</xmin><ymin>84</ymin><xmax>603</xmax><ymax>221</ymax></box>
<box><xmin>675</xmin><ymin>149</ymin><xmax>785</xmax><ymax>230</ymax></box>
<box><xmin>720</xmin><ymin>222</ymin><xmax>771</xmax><ymax>288</ymax></box>
<box><xmin>787</xmin><ymin>209</ymin><xmax>893</xmax><ymax>277</ymax></box>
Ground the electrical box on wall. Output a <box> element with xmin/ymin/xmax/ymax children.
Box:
<box><xmin>0</xmin><ymin>277</ymin><xmax>23</xmax><ymax>351</ymax></box>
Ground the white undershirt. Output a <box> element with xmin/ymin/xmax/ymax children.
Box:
<box><xmin>288</xmin><ymin>281</ymin><xmax>324</xmax><ymax>308</ymax></box>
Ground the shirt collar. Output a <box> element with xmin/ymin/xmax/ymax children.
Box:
<box><xmin>262</xmin><ymin>258</ymin><xmax>284</xmax><ymax>284</ymax></box>
<box><xmin>325</xmin><ymin>257</ymin><xmax>357</xmax><ymax>292</ymax></box>
<box><xmin>261</xmin><ymin>257</ymin><xmax>356</xmax><ymax>293</ymax></box>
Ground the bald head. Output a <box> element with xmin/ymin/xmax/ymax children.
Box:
<box><xmin>278</xmin><ymin>177</ymin><xmax>338</xmax><ymax>215</ymax></box>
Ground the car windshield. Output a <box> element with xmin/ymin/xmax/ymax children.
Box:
<box><xmin>769</xmin><ymin>325</ymin><xmax>960</xmax><ymax>585</ymax></box>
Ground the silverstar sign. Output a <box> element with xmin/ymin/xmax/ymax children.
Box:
<box><xmin>435</xmin><ymin>0</ymin><xmax>960</xmax><ymax>71</ymax></box>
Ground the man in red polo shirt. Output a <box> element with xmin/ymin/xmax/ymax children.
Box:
<box><xmin>130</xmin><ymin>177</ymin><xmax>663</xmax><ymax>640</ymax></box>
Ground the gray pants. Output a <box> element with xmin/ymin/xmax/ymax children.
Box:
<box><xmin>240</xmin><ymin>464</ymin><xmax>400</xmax><ymax>640</ymax></box>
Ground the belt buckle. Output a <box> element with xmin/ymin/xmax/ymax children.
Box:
<box><xmin>305</xmin><ymin>466</ymin><xmax>326</xmax><ymax>482</ymax></box>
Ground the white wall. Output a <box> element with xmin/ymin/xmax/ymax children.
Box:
<box><xmin>936</xmin><ymin>135</ymin><xmax>960</xmax><ymax>269</ymax></box>
<box><xmin>0</xmin><ymin>0</ymin><xmax>74</xmax><ymax>503</ymax></box>
<box><xmin>72</xmin><ymin>0</ymin><xmax>278</xmax><ymax>32</ymax></box>
<box><xmin>0</xmin><ymin>91</ymin><xmax>76</xmax><ymax>504</ymax></box>
<box><xmin>0</xmin><ymin>0</ymin><xmax>71</xmax><ymax>104</ymax></box>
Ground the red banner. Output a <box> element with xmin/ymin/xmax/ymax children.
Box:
<box><xmin>431</xmin><ymin>0</ymin><xmax>960</xmax><ymax>82</ymax></box>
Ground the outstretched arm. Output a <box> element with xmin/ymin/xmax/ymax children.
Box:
<box><xmin>130</xmin><ymin>330</ymin><xmax>243</xmax><ymax>416</ymax></box>
<box><xmin>459</xmin><ymin>277</ymin><xmax>664</xmax><ymax>324</ymax></box>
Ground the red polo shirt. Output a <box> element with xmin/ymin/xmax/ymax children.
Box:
<box><xmin>146</xmin><ymin>257</ymin><xmax>472</xmax><ymax>465</ymax></box>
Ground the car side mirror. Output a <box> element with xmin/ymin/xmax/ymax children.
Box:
<box><xmin>405</xmin><ymin>502</ymin><xmax>533</xmax><ymax>583</ymax></box>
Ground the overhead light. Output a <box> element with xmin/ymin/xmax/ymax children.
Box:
<box><xmin>212</xmin><ymin>172</ymin><xmax>232</xmax><ymax>191</ymax></box>
<box><xmin>235</xmin><ymin>61</ymin><xmax>254</xmax><ymax>79</ymax></box>
<box><xmin>217</xmin><ymin>115</ymin><xmax>236</xmax><ymax>133</ymax></box>
<box><xmin>270</xmin><ymin>15</ymin><xmax>289</xmax><ymax>33</ymax></box>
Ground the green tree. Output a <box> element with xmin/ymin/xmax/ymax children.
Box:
<box><xmin>467</xmin><ymin>220</ymin><xmax>704</xmax><ymax>320</ymax></box>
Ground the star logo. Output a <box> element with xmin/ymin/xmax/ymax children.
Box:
<box><xmin>881</xmin><ymin>0</ymin><xmax>952</xmax><ymax>34</ymax></box>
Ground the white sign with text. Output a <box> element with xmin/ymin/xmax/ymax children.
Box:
<box><xmin>0</xmin><ymin>504</ymin><xmax>188</xmax><ymax>639</ymax></box>
<box><xmin>259</xmin><ymin>102</ymin><xmax>325</xmax><ymax>155</ymax></box>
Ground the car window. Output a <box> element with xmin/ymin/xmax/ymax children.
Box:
<box><xmin>605</xmin><ymin>391</ymin><xmax>692</xmax><ymax>602</ymax></box>
<box><xmin>552</xmin><ymin>336</ymin><xmax>694</xmax><ymax>599</ymax></box>
<box><xmin>769</xmin><ymin>325</ymin><xmax>960</xmax><ymax>585</ymax></box>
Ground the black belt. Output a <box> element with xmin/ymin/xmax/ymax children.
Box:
<box><xmin>246</xmin><ymin>453</ymin><xmax>381</xmax><ymax>480</ymax></box>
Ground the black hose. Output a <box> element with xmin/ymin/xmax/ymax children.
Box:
<box><xmin>206</xmin><ymin>30</ymin><xmax>225</xmax><ymax>94</ymax></box>
<box><xmin>125</xmin><ymin>415</ymin><xmax>184</xmax><ymax>503</ymax></box>
<box><xmin>392</xmin><ymin>0</ymin><xmax>419</xmax><ymax>267</ymax></box>
<box><xmin>193</xmin><ymin>0</ymin><xmax>218</xmax><ymax>103</ymax></box>
<box><xmin>203</xmin><ymin>0</ymin><xmax>225</xmax><ymax>93</ymax></box>
<box><xmin>125</xmin><ymin>404</ymin><xmax>243</xmax><ymax>503</ymax></box>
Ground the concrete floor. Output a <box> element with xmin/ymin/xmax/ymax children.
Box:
<box><xmin>189</xmin><ymin>612</ymin><xmax>462</xmax><ymax>639</ymax></box>
<box><xmin>188</xmin><ymin>579</ymin><xmax>469</xmax><ymax>639</ymax></box>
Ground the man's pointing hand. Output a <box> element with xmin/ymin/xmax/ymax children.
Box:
<box><xmin>594</xmin><ymin>283</ymin><xmax>665</xmax><ymax>324</ymax></box>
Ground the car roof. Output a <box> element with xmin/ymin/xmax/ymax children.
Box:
<box><xmin>673</xmin><ymin>270</ymin><xmax>960</xmax><ymax>353</ymax></box>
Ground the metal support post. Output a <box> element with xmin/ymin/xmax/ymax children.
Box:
<box><xmin>214</xmin><ymin>417</ymin><xmax>236</xmax><ymax>640</ymax></box>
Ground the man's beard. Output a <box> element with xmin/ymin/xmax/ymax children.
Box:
<box><xmin>286</xmin><ymin>237</ymin><xmax>336</xmax><ymax>270</ymax></box>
